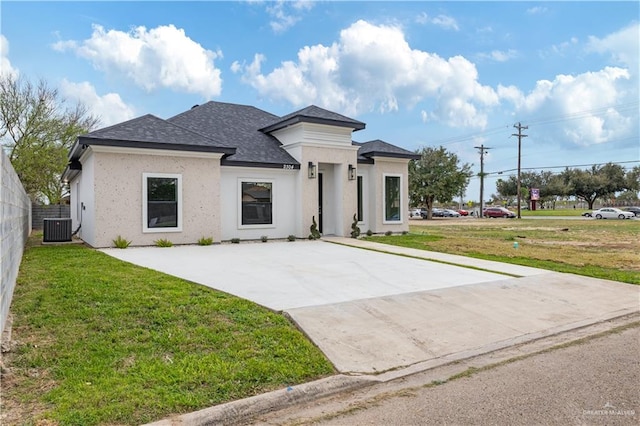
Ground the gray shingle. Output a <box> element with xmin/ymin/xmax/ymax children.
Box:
<box><xmin>355</xmin><ymin>140</ymin><xmax>421</xmax><ymax>160</ymax></box>
<box><xmin>168</xmin><ymin>102</ymin><xmax>299</xmax><ymax>166</ymax></box>
<box><xmin>82</xmin><ymin>114</ymin><xmax>233</xmax><ymax>152</ymax></box>
<box><xmin>70</xmin><ymin>102</ymin><xmax>417</xmax><ymax>169</ymax></box>
<box><xmin>261</xmin><ymin>105</ymin><xmax>366</xmax><ymax>133</ymax></box>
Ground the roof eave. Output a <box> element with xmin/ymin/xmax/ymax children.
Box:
<box><xmin>260</xmin><ymin>116</ymin><xmax>366</xmax><ymax>133</ymax></box>
<box><xmin>362</xmin><ymin>151</ymin><xmax>421</xmax><ymax>160</ymax></box>
<box><xmin>78</xmin><ymin>136</ymin><xmax>237</xmax><ymax>156</ymax></box>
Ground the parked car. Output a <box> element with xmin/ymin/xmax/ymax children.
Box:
<box><xmin>591</xmin><ymin>208</ymin><xmax>635</xmax><ymax>219</ymax></box>
<box><xmin>622</xmin><ymin>206</ymin><xmax>640</xmax><ymax>217</ymax></box>
<box><xmin>443</xmin><ymin>209</ymin><xmax>461</xmax><ymax>217</ymax></box>
<box><xmin>420</xmin><ymin>208</ymin><xmax>443</xmax><ymax>218</ymax></box>
<box><xmin>432</xmin><ymin>208</ymin><xmax>446</xmax><ymax>217</ymax></box>
<box><xmin>457</xmin><ymin>209</ymin><xmax>469</xmax><ymax>216</ymax></box>
<box><xmin>483</xmin><ymin>207</ymin><xmax>516</xmax><ymax>218</ymax></box>
<box><xmin>409</xmin><ymin>208</ymin><xmax>422</xmax><ymax>218</ymax></box>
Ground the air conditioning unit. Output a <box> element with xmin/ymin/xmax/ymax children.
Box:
<box><xmin>43</xmin><ymin>218</ymin><xmax>72</xmax><ymax>243</ymax></box>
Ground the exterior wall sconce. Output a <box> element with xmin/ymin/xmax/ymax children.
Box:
<box><xmin>348</xmin><ymin>164</ymin><xmax>356</xmax><ymax>180</ymax></box>
<box><xmin>308</xmin><ymin>161</ymin><xmax>317</xmax><ymax>179</ymax></box>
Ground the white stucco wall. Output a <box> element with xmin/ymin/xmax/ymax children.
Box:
<box><xmin>284</xmin><ymin>144</ymin><xmax>359</xmax><ymax>237</ymax></box>
<box><xmin>356</xmin><ymin>165</ymin><xmax>372</xmax><ymax>233</ymax></box>
<box><xmin>369</xmin><ymin>157</ymin><xmax>411</xmax><ymax>234</ymax></box>
<box><xmin>219</xmin><ymin>166</ymin><xmax>298</xmax><ymax>240</ymax></box>
<box><xmin>70</xmin><ymin>151</ymin><xmax>96</xmax><ymax>246</ymax></box>
<box><xmin>76</xmin><ymin>146</ymin><xmax>222</xmax><ymax>247</ymax></box>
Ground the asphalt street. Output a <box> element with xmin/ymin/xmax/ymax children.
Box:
<box><xmin>257</xmin><ymin>322</ymin><xmax>639</xmax><ymax>425</ymax></box>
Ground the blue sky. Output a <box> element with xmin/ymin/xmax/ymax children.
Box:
<box><xmin>1</xmin><ymin>1</ymin><xmax>638</xmax><ymax>202</ymax></box>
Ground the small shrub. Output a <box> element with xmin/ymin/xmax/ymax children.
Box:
<box><xmin>154</xmin><ymin>238</ymin><xmax>173</xmax><ymax>247</ymax></box>
<box><xmin>231</xmin><ymin>238</ymin><xmax>240</xmax><ymax>244</ymax></box>
<box><xmin>288</xmin><ymin>235</ymin><xmax>296</xmax><ymax>242</ymax></box>
<box><xmin>261</xmin><ymin>235</ymin><xmax>268</xmax><ymax>242</ymax></box>
<box><xmin>350</xmin><ymin>213</ymin><xmax>361</xmax><ymax>238</ymax></box>
<box><xmin>112</xmin><ymin>235</ymin><xmax>131</xmax><ymax>249</ymax></box>
<box><xmin>309</xmin><ymin>216</ymin><xmax>321</xmax><ymax>240</ymax></box>
<box><xmin>402</xmin><ymin>230</ymin><xmax>408</xmax><ymax>235</ymax></box>
<box><xmin>198</xmin><ymin>236</ymin><xmax>214</xmax><ymax>246</ymax></box>
<box><xmin>385</xmin><ymin>230</ymin><xmax>393</xmax><ymax>236</ymax></box>
<box><xmin>366</xmin><ymin>229</ymin><xmax>373</xmax><ymax>236</ymax></box>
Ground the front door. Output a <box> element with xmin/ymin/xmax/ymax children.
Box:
<box><xmin>318</xmin><ymin>172</ymin><xmax>323</xmax><ymax>233</ymax></box>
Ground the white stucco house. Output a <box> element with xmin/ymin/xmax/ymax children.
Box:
<box><xmin>63</xmin><ymin>101</ymin><xmax>419</xmax><ymax>248</ymax></box>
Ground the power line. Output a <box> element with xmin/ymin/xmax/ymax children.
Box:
<box><xmin>487</xmin><ymin>159</ymin><xmax>639</xmax><ymax>176</ymax></box>
<box><xmin>424</xmin><ymin>101</ymin><xmax>638</xmax><ymax>147</ymax></box>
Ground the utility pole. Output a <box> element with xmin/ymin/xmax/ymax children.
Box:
<box><xmin>474</xmin><ymin>144</ymin><xmax>492</xmax><ymax>218</ymax></box>
<box><xmin>512</xmin><ymin>122</ymin><xmax>528</xmax><ymax>219</ymax></box>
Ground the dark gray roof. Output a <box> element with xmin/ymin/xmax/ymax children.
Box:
<box><xmin>260</xmin><ymin>105</ymin><xmax>366</xmax><ymax>133</ymax></box>
<box><xmin>168</xmin><ymin>102</ymin><xmax>299</xmax><ymax>167</ymax></box>
<box><xmin>78</xmin><ymin>114</ymin><xmax>235</xmax><ymax>154</ymax></box>
<box><xmin>67</xmin><ymin>102</ymin><xmax>417</xmax><ymax>173</ymax></box>
<box><xmin>354</xmin><ymin>139</ymin><xmax>421</xmax><ymax>161</ymax></box>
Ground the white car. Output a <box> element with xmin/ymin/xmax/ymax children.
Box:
<box><xmin>591</xmin><ymin>208</ymin><xmax>635</xmax><ymax>219</ymax></box>
<box><xmin>409</xmin><ymin>208</ymin><xmax>422</xmax><ymax>218</ymax></box>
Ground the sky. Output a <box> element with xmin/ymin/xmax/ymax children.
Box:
<box><xmin>1</xmin><ymin>1</ymin><xmax>639</xmax><ymax>203</ymax></box>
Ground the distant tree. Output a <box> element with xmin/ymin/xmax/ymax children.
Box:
<box><xmin>0</xmin><ymin>75</ymin><xmax>99</xmax><ymax>203</ymax></box>
<box><xmin>559</xmin><ymin>163</ymin><xmax>627</xmax><ymax>209</ymax></box>
<box><xmin>625</xmin><ymin>166</ymin><xmax>640</xmax><ymax>194</ymax></box>
<box><xmin>409</xmin><ymin>146</ymin><xmax>472</xmax><ymax>219</ymax></box>
<box><xmin>495</xmin><ymin>171</ymin><xmax>566</xmax><ymax>208</ymax></box>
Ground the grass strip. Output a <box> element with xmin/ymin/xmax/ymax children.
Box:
<box><xmin>4</xmin><ymin>239</ymin><xmax>334</xmax><ymax>425</ymax></box>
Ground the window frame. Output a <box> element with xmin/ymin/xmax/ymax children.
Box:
<box><xmin>382</xmin><ymin>173</ymin><xmax>402</xmax><ymax>224</ymax></box>
<box><xmin>238</xmin><ymin>178</ymin><xmax>276</xmax><ymax>229</ymax></box>
<box><xmin>356</xmin><ymin>175</ymin><xmax>364</xmax><ymax>223</ymax></box>
<box><xmin>142</xmin><ymin>172</ymin><xmax>183</xmax><ymax>233</ymax></box>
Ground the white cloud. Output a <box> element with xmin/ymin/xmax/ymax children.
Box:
<box><xmin>53</xmin><ymin>24</ymin><xmax>222</xmax><ymax>99</ymax></box>
<box><xmin>526</xmin><ymin>7</ymin><xmax>548</xmax><ymax>15</ymax></box>
<box><xmin>586</xmin><ymin>22</ymin><xmax>639</xmax><ymax>70</ymax></box>
<box><xmin>60</xmin><ymin>79</ymin><xmax>135</xmax><ymax>127</ymax></box>
<box><xmin>235</xmin><ymin>20</ymin><xmax>497</xmax><ymax>128</ymax></box>
<box><xmin>416</xmin><ymin>12</ymin><xmax>459</xmax><ymax>31</ymax></box>
<box><xmin>267</xmin><ymin>0</ymin><xmax>315</xmax><ymax>33</ymax></box>
<box><xmin>431</xmin><ymin>14</ymin><xmax>459</xmax><ymax>31</ymax></box>
<box><xmin>0</xmin><ymin>35</ymin><xmax>19</xmax><ymax>78</ymax></box>
<box><xmin>499</xmin><ymin>67</ymin><xmax>634</xmax><ymax>146</ymax></box>
<box><xmin>478</xmin><ymin>49</ymin><xmax>518</xmax><ymax>62</ymax></box>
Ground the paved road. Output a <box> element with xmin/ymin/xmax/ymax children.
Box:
<box><xmin>258</xmin><ymin>323</ymin><xmax>639</xmax><ymax>425</ymax></box>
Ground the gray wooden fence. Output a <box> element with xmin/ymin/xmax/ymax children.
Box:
<box><xmin>32</xmin><ymin>204</ymin><xmax>70</xmax><ymax>229</ymax></box>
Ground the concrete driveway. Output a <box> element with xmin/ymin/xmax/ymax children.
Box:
<box><xmin>102</xmin><ymin>238</ymin><xmax>639</xmax><ymax>374</ymax></box>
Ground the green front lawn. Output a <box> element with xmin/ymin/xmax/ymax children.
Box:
<box><xmin>3</xmin><ymin>238</ymin><xmax>333</xmax><ymax>425</ymax></box>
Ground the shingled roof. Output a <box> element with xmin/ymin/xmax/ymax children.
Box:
<box><xmin>260</xmin><ymin>105</ymin><xmax>366</xmax><ymax>133</ymax></box>
<box><xmin>168</xmin><ymin>102</ymin><xmax>299</xmax><ymax>167</ymax></box>
<box><xmin>74</xmin><ymin>114</ymin><xmax>235</xmax><ymax>156</ymax></box>
<box><xmin>354</xmin><ymin>139</ymin><xmax>421</xmax><ymax>162</ymax></box>
<box><xmin>67</xmin><ymin>102</ymin><xmax>417</xmax><ymax>172</ymax></box>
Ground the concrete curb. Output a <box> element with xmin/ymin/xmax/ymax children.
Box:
<box><xmin>143</xmin><ymin>374</ymin><xmax>376</xmax><ymax>426</ymax></box>
<box><xmin>145</xmin><ymin>312</ymin><xmax>639</xmax><ymax>426</ymax></box>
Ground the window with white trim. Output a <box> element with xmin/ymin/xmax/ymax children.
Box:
<box><xmin>240</xmin><ymin>181</ymin><xmax>273</xmax><ymax>226</ymax></box>
<box><xmin>143</xmin><ymin>173</ymin><xmax>182</xmax><ymax>232</ymax></box>
<box><xmin>384</xmin><ymin>174</ymin><xmax>401</xmax><ymax>222</ymax></box>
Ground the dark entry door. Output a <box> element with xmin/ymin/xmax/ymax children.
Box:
<box><xmin>318</xmin><ymin>172</ymin><xmax>323</xmax><ymax>233</ymax></box>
